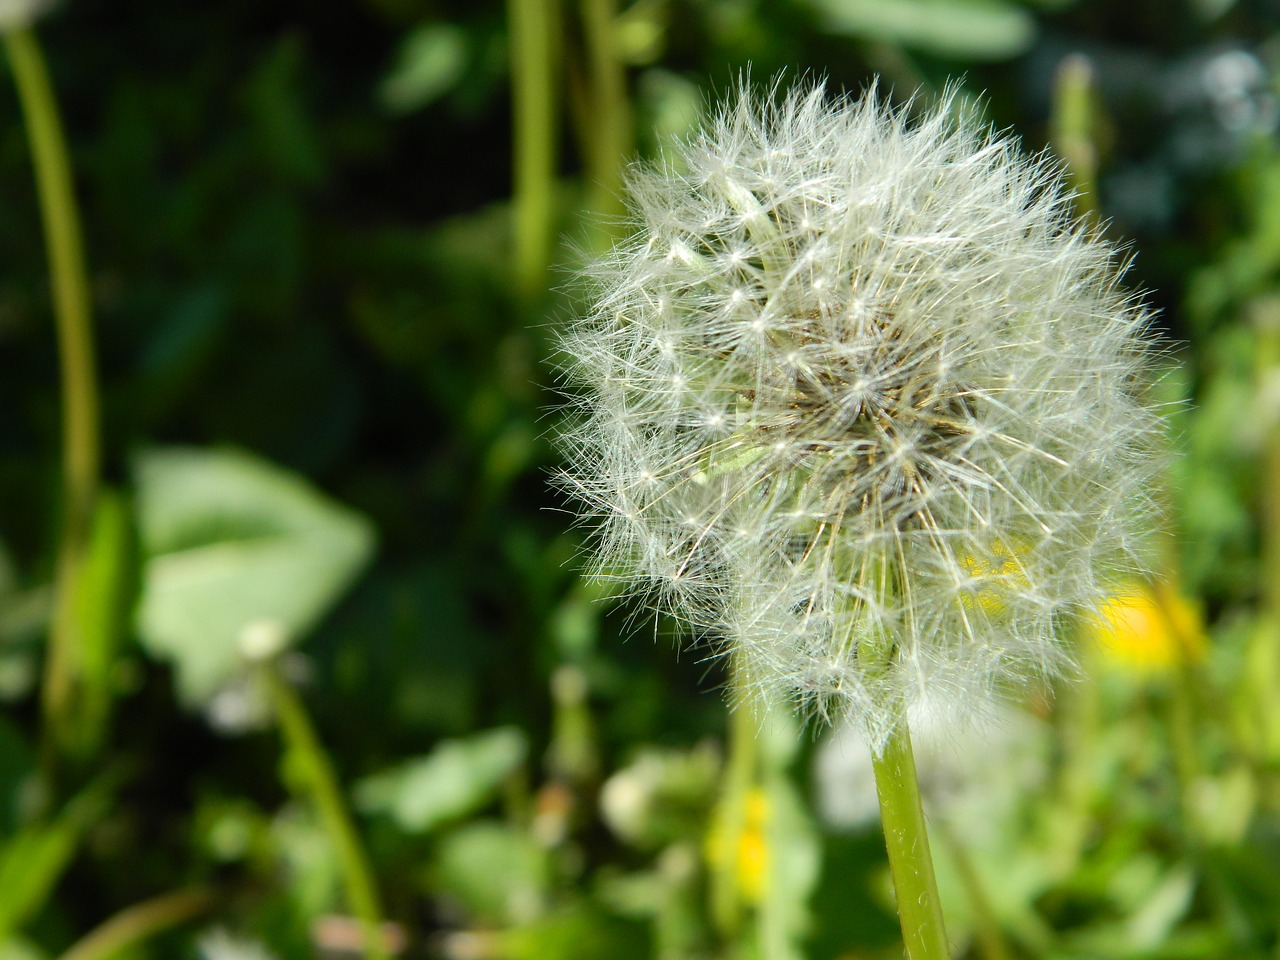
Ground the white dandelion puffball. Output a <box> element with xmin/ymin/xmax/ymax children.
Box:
<box><xmin>556</xmin><ymin>79</ymin><xmax>1164</xmax><ymax>752</ymax></box>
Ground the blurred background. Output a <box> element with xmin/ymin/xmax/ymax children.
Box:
<box><xmin>2</xmin><ymin>0</ymin><xmax>1279</xmax><ymax>958</ymax></box>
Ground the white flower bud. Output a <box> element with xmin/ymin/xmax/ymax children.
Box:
<box><xmin>555</xmin><ymin>79</ymin><xmax>1165</xmax><ymax>753</ymax></box>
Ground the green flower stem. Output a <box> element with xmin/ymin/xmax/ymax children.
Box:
<box><xmin>935</xmin><ymin>820</ymin><xmax>1013</xmax><ymax>960</ymax></box>
<box><xmin>508</xmin><ymin>0</ymin><xmax>559</xmax><ymax>299</ymax></box>
<box><xmin>1048</xmin><ymin>650</ymin><xmax>1100</xmax><ymax>880</ymax></box>
<box><xmin>1253</xmin><ymin>304</ymin><xmax>1280</xmax><ymax>760</ymax></box>
<box><xmin>264</xmin><ymin>666</ymin><xmax>392</xmax><ymax>960</ymax></box>
<box><xmin>57</xmin><ymin>887</ymin><xmax>217</xmax><ymax>960</ymax></box>
<box><xmin>710</xmin><ymin>674</ymin><xmax>758</xmax><ymax>938</ymax></box>
<box><xmin>579</xmin><ymin>0</ymin><xmax>629</xmax><ymax>229</ymax></box>
<box><xmin>1051</xmin><ymin>53</ymin><xmax>1101</xmax><ymax>221</ymax></box>
<box><xmin>4</xmin><ymin>26</ymin><xmax>101</xmax><ymax>757</ymax></box>
<box><xmin>871</xmin><ymin>718</ymin><xmax>949</xmax><ymax>960</ymax></box>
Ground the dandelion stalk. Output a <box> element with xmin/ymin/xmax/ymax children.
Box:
<box><xmin>872</xmin><ymin>720</ymin><xmax>948</xmax><ymax>960</ymax></box>
<box><xmin>263</xmin><ymin>665</ymin><xmax>391</xmax><ymax>960</ymax></box>
<box><xmin>4</xmin><ymin>26</ymin><xmax>101</xmax><ymax>762</ymax></box>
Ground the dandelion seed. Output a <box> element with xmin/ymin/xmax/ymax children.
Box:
<box><xmin>555</xmin><ymin>78</ymin><xmax>1164</xmax><ymax>754</ymax></box>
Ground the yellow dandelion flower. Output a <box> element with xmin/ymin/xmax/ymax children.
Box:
<box><xmin>706</xmin><ymin>786</ymin><xmax>770</xmax><ymax>904</ymax></box>
<box><xmin>1091</xmin><ymin>582</ymin><xmax>1203</xmax><ymax>673</ymax></box>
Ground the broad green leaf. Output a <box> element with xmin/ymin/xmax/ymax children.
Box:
<box><xmin>807</xmin><ymin>0</ymin><xmax>1036</xmax><ymax>60</ymax></box>
<box><xmin>355</xmin><ymin>727</ymin><xmax>526</xmax><ymax>834</ymax></box>
<box><xmin>134</xmin><ymin>447</ymin><xmax>375</xmax><ymax>706</ymax></box>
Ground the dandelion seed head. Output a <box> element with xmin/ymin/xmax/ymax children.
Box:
<box><xmin>555</xmin><ymin>77</ymin><xmax>1165</xmax><ymax>752</ymax></box>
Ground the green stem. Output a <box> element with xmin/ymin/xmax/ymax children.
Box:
<box><xmin>4</xmin><ymin>27</ymin><xmax>101</xmax><ymax>758</ymax></box>
<box><xmin>711</xmin><ymin>673</ymin><xmax>759</xmax><ymax>938</ymax></box>
<box><xmin>508</xmin><ymin>0</ymin><xmax>559</xmax><ymax>300</ymax></box>
<box><xmin>265</xmin><ymin>667</ymin><xmax>392</xmax><ymax>960</ymax></box>
<box><xmin>1049</xmin><ymin>645</ymin><xmax>1100</xmax><ymax>880</ymax></box>
<box><xmin>579</xmin><ymin>0</ymin><xmax>629</xmax><ymax>231</ymax></box>
<box><xmin>57</xmin><ymin>888</ymin><xmax>217</xmax><ymax>960</ymax></box>
<box><xmin>935</xmin><ymin>820</ymin><xmax>1013</xmax><ymax>960</ymax></box>
<box><xmin>1050</xmin><ymin>53</ymin><xmax>1101</xmax><ymax>221</ymax></box>
<box><xmin>1254</xmin><ymin>305</ymin><xmax>1280</xmax><ymax>761</ymax></box>
<box><xmin>871</xmin><ymin>718</ymin><xmax>949</xmax><ymax>960</ymax></box>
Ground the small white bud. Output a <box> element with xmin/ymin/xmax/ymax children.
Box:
<box><xmin>238</xmin><ymin>618</ymin><xmax>289</xmax><ymax>662</ymax></box>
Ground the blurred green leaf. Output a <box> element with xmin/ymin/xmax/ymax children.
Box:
<box><xmin>354</xmin><ymin>726</ymin><xmax>527</xmax><ymax>834</ymax></box>
<box><xmin>61</xmin><ymin>489</ymin><xmax>133</xmax><ymax>758</ymax></box>
<box><xmin>243</xmin><ymin>34</ymin><xmax>327</xmax><ymax>185</ymax></box>
<box><xmin>1126</xmin><ymin>863</ymin><xmax>1196</xmax><ymax>948</ymax></box>
<box><xmin>0</xmin><ymin>781</ymin><xmax>111</xmax><ymax>942</ymax></box>
<box><xmin>0</xmin><ymin>937</ymin><xmax>44</xmax><ymax>960</ymax></box>
<box><xmin>434</xmin><ymin>822</ymin><xmax>550</xmax><ymax>925</ymax></box>
<box><xmin>806</xmin><ymin>0</ymin><xmax>1036</xmax><ymax>59</ymax></box>
<box><xmin>599</xmin><ymin>745</ymin><xmax>719</xmax><ymax>850</ymax></box>
<box><xmin>379</xmin><ymin>23</ymin><xmax>469</xmax><ymax>113</ymax></box>
<box><xmin>273</xmin><ymin>807</ymin><xmax>342</xmax><ymax>929</ymax></box>
<box><xmin>503</xmin><ymin>906</ymin><xmax>650</xmax><ymax>960</ymax></box>
<box><xmin>0</xmin><ymin>573</ymin><xmax>47</xmax><ymax>703</ymax></box>
<box><xmin>635</xmin><ymin>69</ymin><xmax>703</xmax><ymax>156</ymax></box>
<box><xmin>134</xmin><ymin>447</ymin><xmax>375</xmax><ymax>706</ymax></box>
<box><xmin>1186</xmin><ymin>153</ymin><xmax>1280</xmax><ymax>330</ymax></box>
<box><xmin>0</xmin><ymin>717</ymin><xmax>35</xmax><ymax>839</ymax></box>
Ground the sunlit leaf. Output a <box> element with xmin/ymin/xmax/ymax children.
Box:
<box><xmin>0</xmin><ymin>936</ymin><xmax>43</xmax><ymax>960</ymax></box>
<box><xmin>433</xmin><ymin>822</ymin><xmax>549</xmax><ymax>925</ymax></box>
<box><xmin>135</xmin><ymin>447</ymin><xmax>375</xmax><ymax>706</ymax></box>
<box><xmin>354</xmin><ymin>727</ymin><xmax>527</xmax><ymax>834</ymax></box>
<box><xmin>806</xmin><ymin>0</ymin><xmax>1036</xmax><ymax>59</ymax></box>
<box><xmin>379</xmin><ymin>23</ymin><xmax>468</xmax><ymax>113</ymax></box>
<box><xmin>0</xmin><ymin>781</ymin><xmax>111</xmax><ymax>942</ymax></box>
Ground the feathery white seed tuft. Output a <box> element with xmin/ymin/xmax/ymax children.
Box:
<box><xmin>554</xmin><ymin>79</ymin><xmax>1166</xmax><ymax>753</ymax></box>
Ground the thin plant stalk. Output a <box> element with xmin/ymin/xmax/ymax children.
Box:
<box><xmin>57</xmin><ymin>887</ymin><xmax>217</xmax><ymax>960</ymax></box>
<box><xmin>1252</xmin><ymin>301</ymin><xmax>1280</xmax><ymax>761</ymax></box>
<box><xmin>4</xmin><ymin>26</ymin><xmax>101</xmax><ymax>758</ymax></box>
<box><xmin>1045</xmin><ymin>50</ymin><xmax>1107</xmax><ymax>880</ymax></box>
<box><xmin>710</xmin><ymin>680</ymin><xmax>759</xmax><ymax>937</ymax></box>
<box><xmin>264</xmin><ymin>665</ymin><xmax>392</xmax><ymax>960</ymax></box>
<box><xmin>936</xmin><ymin>820</ymin><xmax>1014</xmax><ymax>960</ymax></box>
<box><xmin>507</xmin><ymin>0</ymin><xmax>559</xmax><ymax>300</ymax></box>
<box><xmin>1051</xmin><ymin>53</ymin><xmax>1101</xmax><ymax>222</ymax></box>
<box><xmin>871</xmin><ymin>718</ymin><xmax>949</xmax><ymax>960</ymax></box>
<box><xmin>579</xmin><ymin>0</ymin><xmax>629</xmax><ymax>229</ymax></box>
